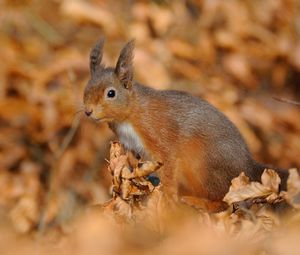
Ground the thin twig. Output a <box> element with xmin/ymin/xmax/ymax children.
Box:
<box><xmin>72</xmin><ymin>109</ymin><xmax>84</xmax><ymax>119</ymax></box>
<box><xmin>38</xmin><ymin>115</ymin><xmax>81</xmax><ymax>233</ymax></box>
<box><xmin>273</xmin><ymin>97</ymin><xmax>300</xmax><ymax>106</ymax></box>
<box><xmin>55</xmin><ymin>116</ymin><xmax>81</xmax><ymax>159</ymax></box>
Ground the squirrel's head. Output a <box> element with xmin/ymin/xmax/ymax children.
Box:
<box><xmin>83</xmin><ymin>39</ymin><xmax>134</xmax><ymax>123</ymax></box>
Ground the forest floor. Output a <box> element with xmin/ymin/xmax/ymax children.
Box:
<box><xmin>0</xmin><ymin>1</ymin><xmax>300</xmax><ymax>254</ymax></box>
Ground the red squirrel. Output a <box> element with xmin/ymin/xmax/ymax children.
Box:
<box><xmin>83</xmin><ymin>39</ymin><xmax>288</xmax><ymax>208</ymax></box>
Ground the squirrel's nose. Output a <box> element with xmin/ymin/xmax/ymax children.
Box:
<box><xmin>85</xmin><ymin>109</ymin><xmax>93</xmax><ymax>116</ymax></box>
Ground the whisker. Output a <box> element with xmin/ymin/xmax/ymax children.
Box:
<box><xmin>58</xmin><ymin>101</ymin><xmax>85</xmax><ymax>108</ymax></box>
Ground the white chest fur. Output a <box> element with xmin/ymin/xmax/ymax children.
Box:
<box><xmin>115</xmin><ymin>122</ymin><xmax>145</xmax><ymax>155</ymax></box>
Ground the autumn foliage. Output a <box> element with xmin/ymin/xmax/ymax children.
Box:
<box><xmin>1</xmin><ymin>0</ymin><xmax>300</xmax><ymax>255</ymax></box>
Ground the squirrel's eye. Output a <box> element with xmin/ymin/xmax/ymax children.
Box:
<box><xmin>107</xmin><ymin>89</ymin><xmax>116</xmax><ymax>98</ymax></box>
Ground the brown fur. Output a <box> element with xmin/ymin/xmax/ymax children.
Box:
<box><xmin>83</xmin><ymin>39</ymin><xmax>288</xmax><ymax>208</ymax></box>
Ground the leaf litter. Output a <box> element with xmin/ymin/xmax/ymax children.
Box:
<box><xmin>1</xmin><ymin>0</ymin><xmax>300</xmax><ymax>254</ymax></box>
<box><xmin>66</xmin><ymin>142</ymin><xmax>300</xmax><ymax>255</ymax></box>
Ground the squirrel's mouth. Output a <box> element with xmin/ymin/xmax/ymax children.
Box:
<box><xmin>91</xmin><ymin>117</ymin><xmax>103</xmax><ymax>122</ymax></box>
<box><xmin>91</xmin><ymin>116</ymin><xmax>111</xmax><ymax>123</ymax></box>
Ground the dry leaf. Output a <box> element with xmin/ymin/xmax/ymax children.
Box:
<box><xmin>284</xmin><ymin>168</ymin><xmax>300</xmax><ymax>208</ymax></box>
<box><xmin>9</xmin><ymin>195</ymin><xmax>40</xmax><ymax>233</ymax></box>
<box><xmin>223</xmin><ymin>170</ymin><xmax>281</xmax><ymax>205</ymax></box>
<box><xmin>261</xmin><ymin>169</ymin><xmax>281</xmax><ymax>193</ymax></box>
<box><xmin>61</xmin><ymin>0</ymin><xmax>118</xmax><ymax>34</ymax></box>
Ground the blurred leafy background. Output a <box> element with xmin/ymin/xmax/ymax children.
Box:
<box><xmin>0</xmin><ymin>0</ymin><xmax>300</xmax><ymax>253</ymax></box>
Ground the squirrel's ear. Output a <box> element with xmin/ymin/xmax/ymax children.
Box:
<box><xmin>90</xmin><ymin>38</ymin><xmax>105</xmax><ymax>77</ymax></box>
<box><xmin>115</xmin><ymin>40</ymin><xmax>135</xmax><ymax>89</ymax></box>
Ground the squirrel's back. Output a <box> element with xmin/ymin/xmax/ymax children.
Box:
<box><xmin>130</xmin><ymin>83</ymin><xmax>262</xmax><ymax>200</ymax></box>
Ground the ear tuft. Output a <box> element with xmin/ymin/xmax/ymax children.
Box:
<box><xmin>90</xmin><ymin>37</ymin><xmax>105</xmax><ymax>77</ymax></box>
<box><xmin>115</xmin><ymin>40</ymin><xmax>135</xmax><ymax>89</ymax></box>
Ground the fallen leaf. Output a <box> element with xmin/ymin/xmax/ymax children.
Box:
<box><xmin>223</xmin><ymin>170</ymin><xmax>280</xmax><ymax>205</ymax></box>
